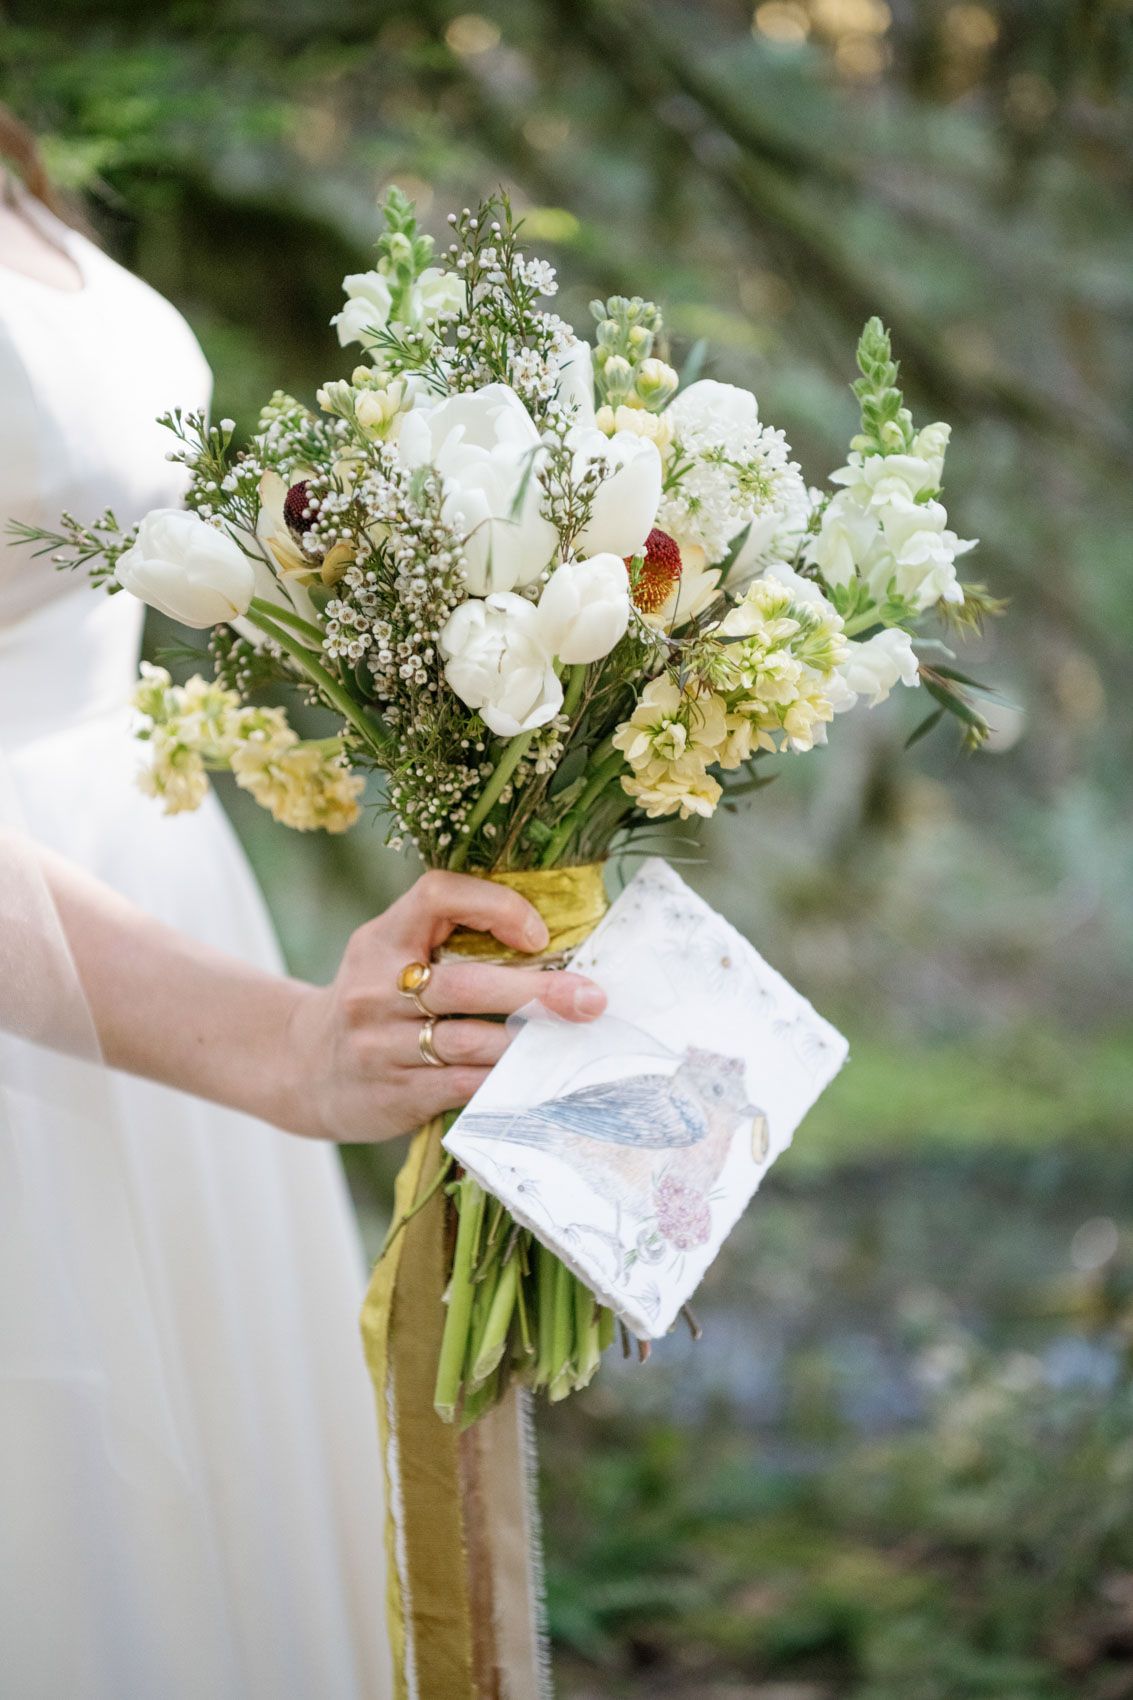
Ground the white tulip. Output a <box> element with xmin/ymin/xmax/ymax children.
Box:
<box><xmin>570</xmin><ymin>426</ymin><xmax>662</xmax><ymax>559</ymax></box>
<box><xmin>839</xmin><ymin>627</ymin><xmax>920</xmax><ymax>706</ymax></box>
<box><xmin>399</xmin><ymin>384</ymin><xmax>560</xmax><ymax>594</ymax></box>
<box><xmin>439</xmin><ymin>593</ymin><xmax>563</xmax><ymax>737</ymax></box>
<box><xmin>537</xmin><ymin>553</ymin><xmax>630</xmax><ymax>664</ymax></box>
<box><xmin>115</xmin><ymin>509</ymin><xmax>255</xmax><ymax>629</ymax></box>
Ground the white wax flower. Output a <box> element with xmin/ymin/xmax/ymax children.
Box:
<box><xmin>537</xmin><ymin>553</ymin><xmax>630</xmax><ymax>664</ymax></box>
<box><xmin>399</xmin><ymin>384</ymin><xmax>559</xmax><ymax>595</ymax></box>
<box><xmin>570</xmin><ymin>426</ymin><xmax>663</xmax><ymax>559</ymax></box>
<box><xmin>439</xmin><ymin>593</ymin><xmax>564</xmax><ymax>737</ymax></box>
<box><xmin>115</xmin><ymin>509</ymin><xmax>255</xmax><ymax>628</ymax></box>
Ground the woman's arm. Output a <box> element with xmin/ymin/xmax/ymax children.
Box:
<box><xmin>22</xmin><ymin>846</ymin><xmax>605</xmax><ymax>1142</ymax></box>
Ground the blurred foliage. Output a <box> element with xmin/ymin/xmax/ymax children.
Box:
<box><xmin>4</xmin><ymin>2</ymin><xmax>1132</xmax><ymax>1691</ymax></box>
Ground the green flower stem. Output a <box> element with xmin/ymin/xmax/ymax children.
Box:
<box><xmin>842</xmin><ymin>609</ymin><xmax>885</xmax><ymax>638</ymax></box>
<box><xmin>244</xmin><ymin>606</ymin><xmax>389</xmax><ymax>758</ymax></box>
<box><xmin>574</xmin><ymin>1307</ymin><xmax>602</xmax><ymax>1391</ymax></box>
<box><xmin>548</xmin><ymin>1258</ymin><xmax>576</xmax><ymax>1402</ymax></box>
<box><xmin>469</xmin><ymin>1253</ymin><xmax>520</xmax><ymax>1385</ymax></box>
<box><xmin>447</xmin><ymin>730</ymin><xmax>536</xmax><ymax>871</ymax></box>
<box><xmin>597</xmin><ymin>1305</ymin><xmax>616</xmax><ymax>1355</ymax></box>
<box><xmin>458</xmin><ymin>1364</ymin><xmax>502</xmax><ymax>1431</ymax></box>
<box><xmin>539</xmin><ymin>749</ymin><xmax>627</xmax><ymax>868</ymax></box>
<box><xmin>434</xmin><ymin>1177</ymin><xmax>486</xmax><ymax>1422</ymax></box>
<box><xmin>374</xmin><ymin>1152</ymin><xmax>453</xmax><ymax>1264</ymax></box>
<box><xmin>514</xmin><ymin>1248</ymin><xmax>534</xmax><ymax>1362</ymax></box>
<box><xmin>249</xmin><ymin>595</ymin><xmax>326</xmax><ymax>648</ymax></box>
<box><xmin>532</xmin><ymin>1240</ymin><xmax>559</xmax><ymax>1390</ymax></box>
<box><xmin>560</xmin><ymin>662</ymin><xmax>588</xmax><ymax>721</ymax></box>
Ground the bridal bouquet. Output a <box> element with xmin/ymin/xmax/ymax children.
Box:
<box><xmin>15</xmin><ymin>188</ymin><xmax>1004</xmax><ymax>1427</ymax></box>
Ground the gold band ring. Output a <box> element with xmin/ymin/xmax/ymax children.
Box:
<box><xmin>397</xmin><ymin>960</ymin><xmax>435</xmax><ymax>1018</ymax></box>
<box><xmin>418</xmin><ymin>1017</ymin><xmax>446</xmax><ymax>1068</ymax></box>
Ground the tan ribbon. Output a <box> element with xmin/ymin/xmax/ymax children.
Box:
<box><xmin>360</xmin><ymin>863</ymin><xmax>608</xmax><ymax>1700</ymax></box>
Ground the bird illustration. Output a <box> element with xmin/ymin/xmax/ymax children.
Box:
<box><xmin>456</xmin><ymin>1046</ymin><xmax>767</xmax><ymax>1225</ymax></box>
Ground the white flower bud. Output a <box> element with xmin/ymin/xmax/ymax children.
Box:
<box><xmin>439</xmin><ymin>593</ymin><xmax>563</xmax><ymax>737</ymax></box>
<box><xmin>536</xmin><ymin>553</ymin><xmax>630</xmax><ymax>664</ymax></box>
<box><xmin>115</xmin><ymin>509</ymin><xmax>255</xmax><ymax>629</ymax></box>
<box><xmin>570</xmin><ymin>427</ymin><xmax>663</xmax><ymax>560</ymax></box>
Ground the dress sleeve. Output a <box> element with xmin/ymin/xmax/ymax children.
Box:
<box><xmin>0</xmin><ymin>744</ymin><xmax>191</xmax><ymax>1491</ymax></box>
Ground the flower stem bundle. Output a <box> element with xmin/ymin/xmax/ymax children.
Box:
<box><xmin>432</xmin><ymin>1169</ymin><xmax>616</xmax><ymax>1428</ymax></box>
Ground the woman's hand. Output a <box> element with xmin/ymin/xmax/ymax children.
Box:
<box><xmin>277</xmin><ymin>870</ymin><xmax>607</xmax><ymax>1142</ymax></box>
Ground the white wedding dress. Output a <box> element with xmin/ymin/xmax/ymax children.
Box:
<box><xmin>0</xmin><ymin>200</ymin><xmax>391</xmax><ymax>1697</ymax></box>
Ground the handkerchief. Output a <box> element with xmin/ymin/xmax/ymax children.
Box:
<box><xmin>444</xmin><ymin>859</ymin><xmax>848</xmax><ymax>1338</ymax></box>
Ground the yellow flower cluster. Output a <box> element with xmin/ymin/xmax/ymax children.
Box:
<box><xmin>612</xmin><ymin>678</ymin><xmax>740</xmax><ymax>820</ymax></box>
<box><xmin>611</xmin><ymin>576</ymin><xmax>849</xmax><ymax>820</ymax></box>
<box><xmin>229</xmin><ymin>711</ymin><xmax>365</xmax><ymax>834</ymax></box>
<box><xmin>708</xmin><ymin>577</ymin><xmax>849</xmax><ymax>755</ymax></box>
<box><xmin>131</xmin><ymin>665</ymin><xmax>364</xmax><ymax>834</ymax></box>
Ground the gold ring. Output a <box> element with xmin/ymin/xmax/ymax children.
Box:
<box><xmin>397</xmin><ymin>959</ymin><xmax>435</xmax><ymax>1018</ymax></box>
<box><xmin>418</xmin><ymin>1018</ymin><xmax>446</xmax><ymax>1068</ymax></box>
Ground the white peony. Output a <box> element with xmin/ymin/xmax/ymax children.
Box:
<box><xmin>839</xmin><ymin>627</ymin><xmax>920</xmax><ymax>706</ymax></box>
<box><xmin>439</xmin><ymin>593</ymin><xmax>563</xmax><ymax>737</ymax></box>
<box><xmin>537</xmin><ymin>553</ymin><xmax>630</xmax><ymax>663</ymax></box>
<box><xmin>399</xmin><ymin>384</ymin><xmax>560</xmax><ymax>595</ymax></box>
<box><xmin>115</xmin><ymin>509</ymin><xmax>255</xmax><ymax>628</ymax></box>
<box><xmin>570</xmin><ymin>426</ymin><xmax>662</xmax><ymax>559</ymax></box>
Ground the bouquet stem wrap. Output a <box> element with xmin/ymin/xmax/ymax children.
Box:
<box><xmin>360</xmin><ymin>863</ymin><xmax>608</xmax><ymax>1700</ymax></box>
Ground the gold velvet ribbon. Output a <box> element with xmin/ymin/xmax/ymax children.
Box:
<box><xmin>360</xmin><ymin>863</ymin><xmax>608</xmax><ymax>1700</ymax></box>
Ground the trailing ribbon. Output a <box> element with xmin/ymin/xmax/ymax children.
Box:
<box><xmin>360</xmin><ymin>862</ymin><xmax>608</xmax><ymax>1700</ymax></box>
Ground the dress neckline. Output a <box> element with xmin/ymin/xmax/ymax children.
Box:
<box><xmin>0</xmin><ymin>183</ymin><xmax>89</xmax><ymax>299</ymax></box>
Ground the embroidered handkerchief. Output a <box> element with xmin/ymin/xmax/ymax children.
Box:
<box><xmin>444</xmin><ymin>858</ymin><xmax>848</xmax><ymax>1339</ymax></box>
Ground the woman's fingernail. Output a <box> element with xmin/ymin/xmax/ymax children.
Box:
<box><xmin>525</xmin><ymin>915</ymin><xmax>549</xmax><ymax>950</ymax></box>
<box><xmin>573</xmin><ymin>984</ymin><xmax>606</xmax><ymax>1017</ymax></box>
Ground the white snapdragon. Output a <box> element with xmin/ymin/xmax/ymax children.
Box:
<box><xmin>806</xmin><ymin>425</ymin><xmax>975</xmax><ymax>612</ymax></box>
<box><xmin>838</xmin><ymin>627</ymin><xmax>920</xmax><ymax>707</ymax></box>
<box><xmin>115</xmin><ymin>509</ymin><xmax>255</xmax><ymax>628</ymax></box>
<box><xmin>536</xmin><ymin>553</ymin><xmax>630</xmax><ymax>664</ymax></box>
<box><xmin>439</xmin><ymin>593</ymin><xmax>563</xmax><ymax>737</ymax></box>
<box><xmin>657</xmin><ymin>379</ymin><xmax>800</xmax><ymax>567</ymax></box>
<box><xmin>552</xmin><ymin>339</ymin><xmax>596</xmax><ymax>425</ymax></box>
<box><xmin>333</xmin><ymin>271</ymin><xmax>393</xmax><ymax>352</ymax></box>
<box><xmin>398</xmin><ymin>384</ymin><xmax>559</xmax><ymax>595</ymax></box>
<box><xmin>333</xmin><ymin>265</ymin><xmax>465</xmax><ymax>354</ymax></box>
<box><xmin>570</xmin><ymin>426</ymin><xmax>663</xmax><ymax>559</ymax></box>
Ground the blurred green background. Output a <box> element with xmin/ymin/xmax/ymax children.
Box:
<box><xmin>5</xmin><ymin>0</ymin><xmax>1133</xmax><ymax>1692</ymax></box>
